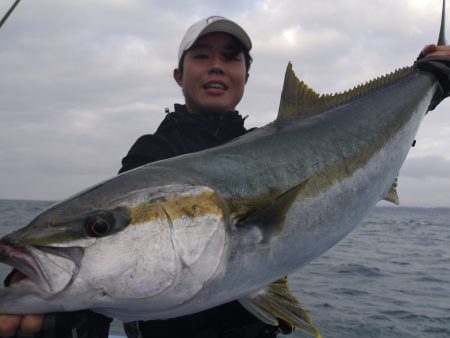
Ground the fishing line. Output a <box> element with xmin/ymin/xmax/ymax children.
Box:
<box><xmin>0</xmin><ymin>0</ymin><xmax>22</xmax><ymax>31</ymax></box>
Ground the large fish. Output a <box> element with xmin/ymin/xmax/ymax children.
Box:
<box><xmin>1</xmin><ymin>2</ymin><xmax>449</xmax><ymax>337</ymax></box>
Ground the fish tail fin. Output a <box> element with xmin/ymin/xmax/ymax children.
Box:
<box><xmin>438</xmin><ymin>0</ymin><xmax>447</xmax><ymax>45</ymax></box>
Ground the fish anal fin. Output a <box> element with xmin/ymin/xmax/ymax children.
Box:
<box><xmin>239</xmin><ymin>277</ymin><xmax>322</xmax><ymax>338</ymax></box>
<box><xmin>383</xmin><ymin>177</ymin><xmax>400</xmax><ymax>205</ymax></box>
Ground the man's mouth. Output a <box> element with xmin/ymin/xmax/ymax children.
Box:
<box><xmin>203</xmin><ymin>82</ymin><xmax>228</xmax><ymax>90</ymax></box>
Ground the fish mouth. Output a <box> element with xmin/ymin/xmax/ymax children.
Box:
<box><xmin>0</xmin><ymin>242</ymin><xmax>82</xmax><ymax>295</ymax></box>
<box><xmin>0</xmin><ymin>243</ymin><xmax>44</xmax><ymax>288</ymax></box>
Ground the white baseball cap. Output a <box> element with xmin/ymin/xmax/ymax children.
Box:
<box><xmin>178</xmin><ymin>16</ymin><xmax>252</xmax><ymax>64</ymax></box>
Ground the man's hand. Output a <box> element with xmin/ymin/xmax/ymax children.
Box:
<box><xmin>0</xmin><ymin>271</ymin><xmax>44</xmax><ymax>337</ymax></box>
<box><xmin>421</xmin><ymin>43</ymin><xmax>450</xmax><ymax>58</ymax></box>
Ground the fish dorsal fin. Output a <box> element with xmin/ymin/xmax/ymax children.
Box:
<box><xmin>277</xmin><ymin>62</ymin><xmax>413</xmax><ymax>120</ymax></box>
<box><xmin>277</xmin><ymin>62</ymin><xmax>321</xmax><ymax>119</ymax></box>
<box><xmin>239</xmin><ymin>277</ymin><xmax>322</xmax><ymax>338</ymax></box>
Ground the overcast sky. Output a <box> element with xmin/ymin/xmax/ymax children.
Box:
<box><xmin>0</xmin><ymin>0</ymin><xmax>449</xmax><ymax>207</ymax></box>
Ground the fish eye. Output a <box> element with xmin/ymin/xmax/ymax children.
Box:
<box><xmin>84</xmin><ymin>208</ymin><xmax>129</xmax><ymax>238</ymax></box>
<box><xmin>85</xmin><ymin>214</ymin><xmax>112</xmax><ymax>237</ymax></box>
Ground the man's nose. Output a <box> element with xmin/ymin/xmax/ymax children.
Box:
<box><xmin>208</xmin><ymin>53</ymin><xmax>225</xmax><ymax>75</ymax></box>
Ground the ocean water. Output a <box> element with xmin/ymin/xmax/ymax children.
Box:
<box><xmin>0</xmin><ymin>199</ymin><xmax>449</xmax><ymax>338</ymax></box>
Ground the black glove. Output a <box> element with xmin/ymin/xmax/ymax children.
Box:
<box><xmin>415</xmin><ymin>55</ymin><xmax>450</xmax><ymax>110</ymax></box>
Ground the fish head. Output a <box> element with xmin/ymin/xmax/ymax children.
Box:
<box><xmin>0</xmin><ymin>183</ymin><xmax>229</xmax><ymax>317</ymax></box>
<box><xmin>0</xmin><ymin>205</ymin><xmax>124</xmax><ymax>301</ymax></box>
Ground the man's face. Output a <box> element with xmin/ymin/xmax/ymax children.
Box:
<box><xmin>174</xmin><ymin>32</ymin><xmax>248</xmax><ymax>114</ymax></box>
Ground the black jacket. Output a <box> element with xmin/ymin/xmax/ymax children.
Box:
<box><xmin>119</xmin><ymin>104</ymin><xmax>250</xmax><ymax>173</ymax></box>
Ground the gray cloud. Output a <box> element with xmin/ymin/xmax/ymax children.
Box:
<box><xmin>1</xmin><ymin>0</ymin><xmax>450</xmax><ymax>206</ymax></box>
<box><xmin>393</xmin><ymin>176</ymin><xmax>450</xmax><ymax>208</ymax></box>
<box><xmin>401</xmin><ymin>156</ymin><xmax>450</xmax><ymax>179</ymax></box>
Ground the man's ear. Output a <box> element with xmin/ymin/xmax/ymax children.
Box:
<box><xmin>245</xmin><ymin>72</ymin><xmax>249</xmax><ymax>84</ymax></box>
<box><xmin>173</xmin><ymin>68</ymin><xmax>183</xmax><ymax>87</ymax></box>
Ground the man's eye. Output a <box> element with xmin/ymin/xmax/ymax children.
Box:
<box><xmin>223</xmin><ymin>53</ymin><xmax>241</xmax><ymax>61</ymax></box>
<box><xmin>193</xmin><ymin>54</ymin><xmax>209</xmax><ymax>59</ymax></box>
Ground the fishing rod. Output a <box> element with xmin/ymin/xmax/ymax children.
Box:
<box><xmin>438</xmin><ymin>0</ymin><xmax>447</xmax><ymax>45</ymax></box>
<box><xmin>0</xmin><ymin>0</ymin><xmax>22</xmax><ymax>30</ymax></box>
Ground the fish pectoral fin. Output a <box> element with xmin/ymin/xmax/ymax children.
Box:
<box><xmin>239</xmin><ymin>277</ymin><xmax>322</xmax><ymax>338</ymax></box>
<box><xmin>383</xmin><ymin>177</ymin><xmax>400</xmax><ymax>205</ymax></box>
<box><xmin>237</xmin><ymin>179</ymin><xmax>310</xmax><ymax>235</ymax></box>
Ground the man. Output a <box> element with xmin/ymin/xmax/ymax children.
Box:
<box><xmin>2</xmin><ymin>15</ymin><xmax>450</xmax><ymax>338</ymax></box>
<box><xmin>118</xmin><ymin>16</ymin><xmax>292</xmax><ymax>338</ymax></box>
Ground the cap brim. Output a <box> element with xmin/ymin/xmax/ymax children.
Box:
<box><xmin>198</xmin><ymin>20</ymin><xmax>252</xmax><ymax>51</ymax></box>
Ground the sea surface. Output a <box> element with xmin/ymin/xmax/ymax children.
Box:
<box><xmin>0</xmin><ymin>199</ymin><xmax>449</xmax><ymax>338</ymax></box>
